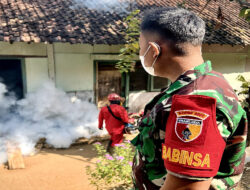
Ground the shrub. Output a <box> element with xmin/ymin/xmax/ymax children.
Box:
<box><xmin>236</xmin><ymin>75</ymin><xmax>250</xmax><ymax>110</ymax></box>
<box><xmin>236</xmin><ymin>75</ymin><xmax>250</xmax><ymax>146</ymax></box>
<box><xmin>86</xmin><ymin>141</ymin><xmax>134</xmax><ymax>189</ymax></box>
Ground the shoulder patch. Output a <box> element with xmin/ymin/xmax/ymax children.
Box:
<box><xmin>162</xmin><ymin>95</ymin><xmax>226</xmax><ymax>178</ymax></box>
<box><xmin>175</xmin><ymin>110</ymin><xmax>209</xmax><ymax>142</ymax></box>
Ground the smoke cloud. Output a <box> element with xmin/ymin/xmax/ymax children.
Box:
<box><xmin>71</xmin><ymin>0</ymin><xmax>133</xmax><ymax>13</ymax></box>
<box><xmin>0</xmin><ymin>82</ymin><xmax>107</xmax><ymax>164</ymax></box>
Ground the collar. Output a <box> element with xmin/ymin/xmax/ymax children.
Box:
<box><xmin>145</xmin><ymin>61</ymin><xmax>212</xmax><ymax>110</ymax></box>
<box><xmin>165</xmin><ymin>60</ymin><xmax>212</xmax><ymax>95</ymax></box>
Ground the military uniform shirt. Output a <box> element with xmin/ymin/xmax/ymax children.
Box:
<box><xmin>131</xmin><ymin>61</ymin><xmax>248</xmax><ymax>190</ymax></box>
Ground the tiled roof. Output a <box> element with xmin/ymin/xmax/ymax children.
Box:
<box><xmin>0</xmin><ymin>0</ymin><xmax>249</xmax><ymax>45</ymax></box>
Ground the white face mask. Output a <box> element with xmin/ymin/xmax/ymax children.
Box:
<box><xmin>139</xmin><ymin>43</ymin><xmax>160</xmax><ymax>76</ymax></box>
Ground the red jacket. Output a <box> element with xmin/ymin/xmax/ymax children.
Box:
<box><xmin>98</xmin><ymin>104</ymin><xmax>128</xmax><ymax>135</ymax></box>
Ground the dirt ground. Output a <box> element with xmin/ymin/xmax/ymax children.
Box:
<box><xmin>241</xmin><ymin>162</ymin><xmax>250</xmax><ymax>190</ymax></box>
<box><xmin>0</xmin><ymin>143</ymin><xmax>99</xmax><ymax>190</ymax></box>
<box><xmin>0</xmin><ymin>141</ymin><xmax>250</xmax><ymax>190</ymax></box>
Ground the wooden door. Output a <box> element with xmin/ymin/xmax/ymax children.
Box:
<box><xmin>97</xmin><ymin>62</ymin><xmax>121</xmax><ymax>107</ymax></box>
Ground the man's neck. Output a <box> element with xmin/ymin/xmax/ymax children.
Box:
<box><xmin>167</xmin><ymin>53</ymin><xmax>204</xmax><ymax>82</ymax></box>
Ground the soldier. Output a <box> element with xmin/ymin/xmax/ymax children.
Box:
<box><xmin>131</xmin><ymin>7</ymin><xmax>248</xmax><ymax>190</ymax></box>
<box><xmin>98</xmin><ymin>93</ymin><xmax>128</xmax><ymax>153</ymax></box>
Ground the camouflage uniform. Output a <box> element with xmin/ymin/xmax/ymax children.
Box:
<box><xmin>131</xmin><ymin>61</ymin><xmax>248</xmax><ymax>190</ymax></box>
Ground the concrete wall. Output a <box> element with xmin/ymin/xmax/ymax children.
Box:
<box><xmin>128</xmin><ymin>45</ymin><xmax>250</xmax><ymax>112</ymax></box>
<box><xmin>202</xmin><ymin>44</ymin><xmax>250</xmax><ymax>73</ymax></box>
<box><xmin>53</xmin><ymin>43</ymin><xmax>122</xmax><ymax>102</ymax></box>
<box><xmin>25</xmin><ymin>58</ymin><xmax>50</xmax><ymax>92</ymax></box>
<box><xmin>0</xmin><ymin>42</ymin><xmax>47</xmax><ymax>57</ymax></box>
<box><xmin>203</xmin><ymin>45</ymin><xmax>250</xmax><ymax>92</ymax></box>
<box><xmin>0</xmin><ymin>42</ymin><xmax>249</xmax><ymax>106</ymax></box>
<box><xmin>203</xmin><ymin>53</ymin><xmax>246</xmax><ymax>73</ymax></box>
<box><xmin>54</xmin><ymin>53</ymin><xmax>93</xmax><ymax>91</ymax></box>
<box><xmin>0</xmin><ymin>42</ymin><xmax>122</xmax><ymax>101</ymax></box>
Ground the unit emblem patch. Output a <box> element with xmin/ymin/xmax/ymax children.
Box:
<box><xmin>175</xmin><ymin>110</ymin><xmax>209</xmax><ymax>142</ymax></box>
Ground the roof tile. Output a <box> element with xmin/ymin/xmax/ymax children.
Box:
<box><xmin>0</xmin><ymin>0</ymin><xmax>248</xmax><ymax>45</ymax></box>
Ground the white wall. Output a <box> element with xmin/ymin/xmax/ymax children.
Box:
<box><xmin>203</xmin><ymin>52</ymin><xmax>249</xmax><ymax>93</ymax></box>
<box><xmin>25</xmin><ymin>58</ymin><xmax>50</xmax><ymax>92</ymax></box>
<box><xmin>203</xmin><ymin>53</ymin><xmax>247</xmax><ymax>74</ymax></box>
<box><xmin>55</xmin><ymin>53</ymin><xmax>93</xmax><ymax>91</ymax></box>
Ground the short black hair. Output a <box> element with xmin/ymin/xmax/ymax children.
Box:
<box><xmin>141</xmin><ymin>7</ymin><xmax>205</xmax><ymax>54</ymax></box>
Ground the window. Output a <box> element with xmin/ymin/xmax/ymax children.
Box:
<box><xmin>129</xmin><ymin>63</ymin><xmax>148</xmax><ymax>91</ymax></box>
<box><xmin>129</xmin><ymin>62</ymin><xmax>170</xmax><ymax>92</ymax></box>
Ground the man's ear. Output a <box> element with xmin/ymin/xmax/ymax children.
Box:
<box><xmin>148</xmin><ymin>42</ymin><xmax>161</xmax><ymax>58</ymax></box>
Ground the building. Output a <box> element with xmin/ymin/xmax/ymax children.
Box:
<box><xmin>0</xmin><ymin>0</ymin><xmax>249</xmax><ymax>111</ymax></box>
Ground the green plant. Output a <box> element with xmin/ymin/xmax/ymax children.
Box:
<box><xmin>236</xmin><ymin>75</ymin><xmax>250</xmax><ymax>147</ymax></box>
<box><xmin>234</xmin><ymin>0</ymin><xmax>250</xmax><ymax>21</ymax></box>
<box><xmin>239</xmin><ymin>7</ymin><xmax>250</xmax><ymax>21</ymax></box>
<box><xmin>115</xmin><ymin>9</ymin><xmax>140</xmax><ymax>73</ymax></box>
<box><xmin>86</xmin><ymin>141</ymin><xmax>134</xmax><ymax>189</ymax></box>
<box><xmin>236</xmin><ymin>75</ymin><xmax>250</xmax><ymax>110</ymax></box>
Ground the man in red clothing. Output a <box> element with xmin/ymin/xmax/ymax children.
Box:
<box><xmin>98</xmin><ymin>93</ymin><xmax>129</xmax><ymax>153</ymax></box>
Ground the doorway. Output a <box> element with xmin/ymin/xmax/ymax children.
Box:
<box><xmin>0</xmin><ymin>59</ymin><xmax>24</xmax><ymax>99</ymax></box>
<box><xmin>96</xmin><ymin>62</ymin><xmax>122</xmax><ymax>107</ymax></box>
